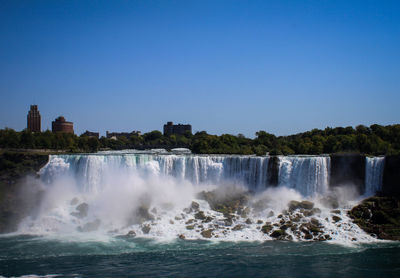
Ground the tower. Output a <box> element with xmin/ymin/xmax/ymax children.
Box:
<box><xmin>27</xmin><ymin>105</ymin><xmax>41</xmax><ymax>132</ymax></box>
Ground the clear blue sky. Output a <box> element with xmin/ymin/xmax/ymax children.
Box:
<box><xmin>0</xmin><ymin>0</ymin><xmax>399</xmax><ymax>137</ymax></box>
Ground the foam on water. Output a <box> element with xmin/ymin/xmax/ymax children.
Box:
<box><xmin>16</xmin><ymin>153</ymin><xmax>384</xmax><ymax>244</ymax></box>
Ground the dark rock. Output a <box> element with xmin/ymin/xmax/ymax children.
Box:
<box><xmin>191</xmin><ymin>201</ymin><xmax>200</xmax><ymax>211</ymax></box>
<box><xmin>267</xmin><ymin>156</ymin><xmax>279</xmax><ymax>186</ymax></box>
<box><xmin>245</xmin><ymin>218</ymin><xmax>253</xmax><ymax>225</ymax></box>
<box><xmin>300</xmin><ymin>201</ymin><xmax>314</xmax><ymax>210</ymax></box>
<box><xmin>304</xmin><ymin>233</ymin><xmax>313</xmax><ymax>240</ymax></box>
<box><xmin>261</xmin><ymin>224</ymin><xmax>273</xmax><ymax>234</ymax></box>
<box><xmin>151</xmin><ymin>207</ymin><xmax>157</xmax><ymax>214</ymax></box>
<box><xmin>169</xmin><ymin>220</ymin><xmax>174</xmax><ymax>224</ymax></box>
<box><xmin>71</xmin><ymin>202</ymin><xmax>89</xmax><ymax>219</ymax></box>
<box><xmin>127</xmin><ymin>230</ymin><xmax>136</xmax><ymax>237</ymax></box>
<box><xmin>332</xmin><ymin>216</ymin><xmax>342</xmax><ymax>223</ymax></box>
<box><xmin>203</xmin><ymin>216</ymin><xmax>213</xmax><ymax>223</ymax></box>
<box><xmin>232</xmin><ymin>224</ymin><xmax>244</xmax><ymax>231</ymax></box>
<box><xmin>178</xmin><ymin>234</ymin><xmax>185</xmax><ymax>240</ymax></box>
<box><xmin>194</xmin><ymin>211</ymin><xmax>206</xmax><ymax>220</ymax></box>
<box><xmin>257</xmin><ymin>220</ymin><xmax>263</xmax><ymax>224</ymax></box>
<box><xmin>382</xmin><ymin>155</ymin><xmax>400</xmax><ymax>197</ymax></box>
<box><xmin>185</xmin><ymin>219</ymin><xmax>195</xmax><ymax>224</ymax></box>
<box><xmin>201</xmin><ymin>229</ymin><xmax>213</xmax><ymax>238</ymax></box>
<box><xmin>349</xmin><ymin>196</ymin><xmax>400</xmax><ymax>240</ymax></box>
<box><xmin>240</xmin><ymin>207</ymin><xmax>251</xmax><ymax>218</ymax></box>
<box><xmin>270</xmin><ymin>229</ymin><xmax>286</xmax><ymax>238</ymax></box>
<box><xmin>330</xmin><ymin>154</ymin><xmax>366</xmax><ymax>195</ymax></box>
<box><xmin>141</xmin><ymin>224</ymin><xmax>151</xmax><ymax>234</ymax></box>
<box><xmin>267</xmin><ymin>211</ymin><xmax>274</xmax><ymax>217</ymax></box>
<box><xmin>186</xmin><ymin>225</ymin><xmax>194</xmax><ymax>230</ymax></box>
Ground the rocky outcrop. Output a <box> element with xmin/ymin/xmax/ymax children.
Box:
<box><xmin>0</xmin><ymin>151</ymin><xmax>49</xmax><ymax>233</ymax></box>
<box><xmin>348</xmin><ymin>196</ymin><xmax>400</xmax><ymax>240</ymax></box>
<box><xmin>382</xmin><ymin>155</ymin><xmax>400</xmax><ymax>197</ymax></box>
<box><xmin>267</xmin><ymin>156</ymin><xmax>279</xmax><ymax>186</ymax></box>
<box><xmin>330</xmin><ymin>154</ymin><xmax>366</xmax><ymax>195</ymax></box>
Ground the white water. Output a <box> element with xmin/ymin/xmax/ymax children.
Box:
<box><xmin>278</xmin><ymin>156</ymin><xmax>330</xmax><ymax>196</ymax></box>
<box><xmin>365</xmin><ymin>157</ymin><xmax>385</xmax><ymax>196</ymax></box>
<box><xmin>16</xmin><ymin>153</ymin><xmax>384</xmax><ymax>244</ymax></box>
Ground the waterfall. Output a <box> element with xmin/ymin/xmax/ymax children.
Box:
<box><xmin>365</xmin><ymin>157</ymin><xmax>385</xmax><ymax>196</ymax></box>
<box><xmin>40</xmin><ymin>154</ymin><xmax>272</xmax><ymax>193</ymax></box>
<box><xmin>277</xmin><ymin>156</ymin><xmax>330</xmax><ymax>196</ymax></box>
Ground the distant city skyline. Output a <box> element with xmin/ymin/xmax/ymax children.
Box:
<box><xmin>1</xmin><ymin>1</ymin><xmax>399</xmax><ymax>138</ymax></box>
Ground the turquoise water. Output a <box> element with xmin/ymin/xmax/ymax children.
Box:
<box><xmin>0</xmin><ymin>236</ymin><xmax>399</xmax><ymax>278</ymax></box>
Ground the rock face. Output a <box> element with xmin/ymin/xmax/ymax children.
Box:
<box><xmin>197</xmin><ymin>188</ymin><xmax>249</xmax><ymax>215</ymax></box>
<box><xmin>349</xmin><ymin>196</ymin><xmax>400</xmax><ymax>240</ymax></box>
<box><xmin>267</xmin><ymin>156</ymin><xmax>279</xmax><ymax>186</ymax></box>
<box><xmin>382</xmin><ymin>155</ymin><xmax>400</xmax><ymax>197</ymax></box>
<box><xmin>330</xmin><ymin>154</ymin><xmax>366</xmax><ymax>195</ymax></box>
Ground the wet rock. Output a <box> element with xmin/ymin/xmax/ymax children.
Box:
<box><xmin>141</xmin><ymin>224</ymin><xmax>151</xmax><ymax>234</ymax></box>
<box><xmin>78</xmin><ymin>219</ymin><xmax>101</xmax><ymax>232</ymax></box>
<box><xmin>232</xmin><ymin>224</ymin><xmax>244</xmax><ymax>231</ymax></box>
<box><xmin>257</xmin><ymin>220</ymin><xmax>263</xmax><ymax>224</ymax></box>
<box><xmin>151</xmin><ymin>207</ymin><xmax>157</xmax><ymax>214</ymax></box>
<box><xmin>348</xmin><ymin>196</ymin><xmax>400</xmax><ymax>240</ymax></box>
<box><xmin>185</xmin><ymin>219</ymin><xmax>195</xmax><ymax>224</ymax></box>
<box><xmin>270</xmin><ymin>229</ymin><xmax>286</xmax><ymax>238</ymax></box>
<box><xmin>201</xmin><ymin>229</ymin><xmax>213</xmax><ymax>238</ymax></box>
<box><xmin>288</xmin><ymin>200</ymin><xmax>301</xmax><ymax>211</ymax></box>
<box><xmin>127</xmin><ymin>230</ymin><xmax>136</xmax><ymax>237</ymax></box>
<box><xmin>194</xmin><ymin>211</ymin><xmax>206</xmax><ymax>220</ymax></box>
<box><xmin>183</xmin><ymin>207</ymin><xmax>192</xmax><ymax>214</ymax></box>
<box><xmin>174</xmin><ymin>216</ymin><xmax>182</xmax><ymax>221</ymax></box>
<box><xmin>300</xmin><ymin>201</ymin><xmax>314</xmax><ymax>210</ymax></box>
<box><xmin>267</xmin><ymin>211</ymin><xmax>275</xmax><ymax>217</ymax></box>
<box><xmin>245</xmin><ymin>218</ymin><xmax>253</xmax><ymax>225</ymax></box>
<box><xmin>310</xmin><ymin>218</ymin><xmax>320</xmax><ymax>226</ymax></box>
<box><xmin>178</xmin><ymin>234</ymin><xmax>186</xmax><ymax>240</ymax></box>
<box><xmin>186</xmin><ymin>225</ymin><xmax>195</xmax><ymax>230</ymax></box>
<box><xmin>224</xmin><ymin>218</ymin><xmax>233</xmax><ymax>226</ymax></box>
<box><xmin>304</xmin><ymin>233</ymin><xmax>313</xmax><ymax>240</ymax></box>
<box><xmin>169</xmin><ymin>220</ymin><xmax>175</xmax><ymax>224</ymax></box>
<box><xmin>278</xmin><ymin>214</ymin><xmax>283</xmax><ymax>218</ymax></box>
<box><xmin>203</xmin><ymin>216</ymin><xmax>213</xmax><ymax>223</ymax></box>
<box><xmin>191</xmin><ymin>201</ymin><xmax>200</xmax><ymax>211</ymax></box>
<box><xmin>71</xmin><ymin>202</ymin><xmax>89</xmax><ymax>219</ymax></box>
<box><xmin>261</xmin><ymin>224</ymin><xmax>273</xmax><ymax>234</ymax></box>
<box><xmin>332</xmin><ymin>216</ymin><xmax>342</xmax><ymax>223</ymax></box>
<box><xmin>280</xmin><ymin>224</ymin><xmax>288</xmax><ymax>231</ymax></box>
<box><xmin>331</xmin><ymin>210</ymin><xmax>341</xmax><ymax>214</ymax></box>
<box><xmin>197</xmin><ymin>189</ymin><xmax>250</xmax><ymax>215</ymax></box>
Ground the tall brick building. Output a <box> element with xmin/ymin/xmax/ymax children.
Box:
<box><xmin>27</xmin><ymin>105</ymin><xmax>41</xmax><ymax>132</ymax></box>
<box><xmin>163</xmin><ymin>122</ymin><xmax>192</xmax><ymax>136</ymax></box>
<box><xmin>52</xmin><ymin>116</ymin><xmax>74</xmax><ymax>134</ymax></box>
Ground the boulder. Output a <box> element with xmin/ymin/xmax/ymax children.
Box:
<box><xmin>194</xmin><ymin>211</ymin><xmax>206</xmax><ymax>220</ymax></box>
<box><xmin>141</xmin><ymin>224</ymin><xmax>151</xmax><ymax>234</ymax></box>
<box><xmin>201</xmin><ymin>229</ymin><xmax>213</xmax><ymax>238</ymax></box>
<box><xmin>71</xmin><ymin>202</ymin><xmax>89</xmax><ymax>219</ymax></box>
<box><xmin>245</xmin><ymin>218</ymin><xmax>253</xmax><ymax>225</ymax></box>
<box><xmin>191</xmin><ymin>201</ymin><xmax>200</xmax><ymax>211</ymax></box>
<box><xmin>126</xmin><ymin>230</ymin><xmax>136</xmax><ymax>237</ymax></box>
<box><xmin>178</xmin><ymin>234</ymin><xmax>186</xmax><ymax>240</ymax></box>
<box><xmin>332</xmin><ymin>216</ymin><xmax>342</xmax><ymax>223</ymax></box>
<box><xmin>270</xmin><ymin>229</ymin><xmax>286</xmax><ymax>238</ymax></box>
<box><xmin>261</xmin><ymin>224</ymin><xmax>273</xmax><ymax>234</ymax></box>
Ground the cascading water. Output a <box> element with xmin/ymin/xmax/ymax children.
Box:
<box><xmin>16</xmin><ymin>152</ymin><xmax>382</xmax><ymax>243</ymax></box>
<box><xmin>364</xmin><ymin>157</ymin><xmax>385</xmax><ymax>196</ymax></box>
<box><xmin>277</xmin><ymin>156</ymin><xmax>330</xmax><ymax>196</ymax></box>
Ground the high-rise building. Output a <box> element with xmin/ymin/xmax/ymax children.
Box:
<box><xmin>163</xmin><ymin>121</ymin><xmax>192</xmax><ymax>136</ymax></box>
<box><xmin>52</xmin><ymin>116</ymin><xmax>74</xmax><ymax>134</ymax></box>
<box><xmin>27</xmin><ymin>105</ymin><xmax>41</xmax><ymax>132</ymax></box>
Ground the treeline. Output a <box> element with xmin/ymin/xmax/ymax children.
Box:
<box><xmin>0</xmin><ymin>124</ymin><xmax>399</xmax><ymax>155</ymax></box>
